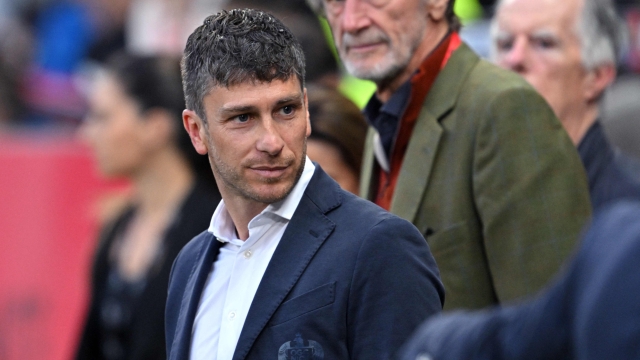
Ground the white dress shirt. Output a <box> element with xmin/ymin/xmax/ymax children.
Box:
<box><xmin>189</xmin><ymin>158</ymin><xmax>315</xmax><ymax>360</ymax></box>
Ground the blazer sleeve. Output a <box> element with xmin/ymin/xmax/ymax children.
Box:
<box><xmin>472</xmin><ymin>86</ymin><xmax>592</xmax><ymax>302</ymax></box>
<box><xmin>399</xmin><ymin>202</ymin><xmax>640</xmax><ymax>360</ymax></box>
<box><xmin>347</xmin><ymin>215</ymin><xmax>444</xmax><ymax>360</ymax></box>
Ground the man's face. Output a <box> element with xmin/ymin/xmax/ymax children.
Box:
<box><xmin>492</xmin><ymin>0</ymin><xmax>587</xmax><ymax>123</ymax></box>
<box><xmin>322</xmin><ymin>0</ymin><xmax>431</xmax><ymax>84</ymax></box>
<box><xmin>188</xmin><ymin>77</ymin><xmax>311</xmax><ymax>206</ymax></box>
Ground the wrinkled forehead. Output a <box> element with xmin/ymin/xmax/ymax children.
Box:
<box><xmin>496</xmin><ymin>0</ymin><xmax>583</xmax><ymax>34</ymax></box>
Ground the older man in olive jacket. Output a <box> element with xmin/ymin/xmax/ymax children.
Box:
<box><xmin>311</xmin><ymin>0</ymin><xmax>592</xmax><ymax>310</ymax></box>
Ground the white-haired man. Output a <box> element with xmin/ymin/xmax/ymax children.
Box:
<box><xmin>492</xmin><ymin>0</ymin><xmax>640</xmax><ymax>209</ymax></box>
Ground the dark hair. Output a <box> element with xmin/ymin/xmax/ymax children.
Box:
<box><xmin>105</xmin><ymin>53</ymin><xmax>212</xmax><ymax>180</ymax></box>
<box><xmin>181</xmin><ymin>9</ymin><xmax>306</xmax><ymax>122</ymax></box>
<box><xmin>225</xmin><ymin>0</ymin><xmax>339</xmax><ymax>84</ymax></box>
<box><xmin>446</xmin><ymin>0</ymin><xmax>461</xmax><ymax>32</ymax></box>
<box><xmin>307</xmin><ymin>85</ymin><xmax>368</xmax><ymax>174</ymax></box>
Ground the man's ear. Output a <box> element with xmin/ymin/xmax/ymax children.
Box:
<box><xmin>584</xmin><ymin>63</ymin><xmax>616</xmax><ymax>103</ymax></box>
<box><xmin>183</xmin><ymin>109</ymin><xmax>209</xmax><ymax>155</ymax></box>
<box><xmin>303</xmin><ymin>88</ymin><xmax>312</xmax><ymax>138</ymax></box>
<box><xmin>427</xmin><ymin>0</ymin><xmax>449</xmax><ymax>22</ymax></box>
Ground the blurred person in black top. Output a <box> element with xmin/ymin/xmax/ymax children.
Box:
<box><xmin>76</xmin><ymin>53</ymin><xmax>220</xmax><ymax>360</ymax></box>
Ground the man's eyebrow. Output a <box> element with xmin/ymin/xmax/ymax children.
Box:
<box><xmin>217</xmin><ymin>94</ymin><xmax>303</xmax><ymax>115</ymax></box>
<box><xmin>218</xmin><ymin>104</ymin><xmax>257</xmax><ymax>116</ymax></box>
<box><xmin>275</xmin><ymin>94</ymin><xmax>304</xmax><ymax>106</ymax></box>
<box><xmin>530</xmin><ymin>29</ymin><xmax>559</xmax><ymax>39</ymax></box>
<box><xmin>494</xmin><ymin>30</ymin><xmax>514</xmax><ymax>42</ymax></box>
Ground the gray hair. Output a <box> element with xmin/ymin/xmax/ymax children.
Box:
<box><xmin>578</xmin><ymin>0</ymin><xmax>625</xmax><ymax>70</ymax></box>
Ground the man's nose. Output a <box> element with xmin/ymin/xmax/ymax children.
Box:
<box><xmin>256</xmin><ymin>119</ymin><xmax>284</xmax><ymax>156</ymax></box>
<box><xmin>341</xmin><ymin>0</ymin><xmax>372</xmax><ymax>34</ymax></box>
<box><xmin>501</xmin><ymin>38</ymin><xmax>529</xmax><ymax>74</ymax></box>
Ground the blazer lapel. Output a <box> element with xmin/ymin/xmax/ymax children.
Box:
<box><xmin>232</xmin><ymin>168</ymin><xmax>340</xmax><ymax>360</ymax></box>
<box><xmin>169</xmin><ymin>234</ymin><xmax>223</xmax><ymax>360</ymax></box>
<box><xmin>391</xmin><ymin>43</ymin><xmax>480</xmax><ymax>222</ymax></box>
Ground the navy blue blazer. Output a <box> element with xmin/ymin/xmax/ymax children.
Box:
<box><xmin>399</xmin><ymin>201</ymin><xmax>640</xmax><ymax>360</ymax></box>
<box><xmin>165</xmin><ymin>166</ymin><xmax>444</xmax><ymax>360</ymax></box>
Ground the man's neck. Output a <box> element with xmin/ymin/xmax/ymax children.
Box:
<box><xmin>222</xmin><ymin>197</ymin><xmax>268</xmax><ymax>241</ymax></box>
<box><xmin>562</xmin><ymin>105</ymin><xmax>599</xmax><ymax>146</ymax></box>
<box><xmin>376</xmin><ymin>25</ymin><xmax>450</xmax><ymax>103</ymax></box>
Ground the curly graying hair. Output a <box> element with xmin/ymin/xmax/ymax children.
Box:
<box><xmin>305</xmin><ymin>0</ymin><xmax>460</xmax><ymax>32</ymax></box>
<box><xmin>181</xmin><ymin>9</ymin><xmax>306</xmax><ymax>121</ymax></box>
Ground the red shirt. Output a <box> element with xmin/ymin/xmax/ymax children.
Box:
<box><xmin>375</xmin><ymin>32</ymin><xmax>462</xmax><ymax>210</ymax></box>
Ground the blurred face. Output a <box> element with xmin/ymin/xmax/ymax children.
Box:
<box><xmin>323</xmin><ymin>0</ymin><xmax>432</xmax><ymax>84</ymax></box>
<box><xmin>492</xmin><ymin>0</ymin><xmax>587</xmax><ymax>123</ymax></box>
<box><xmin>187</xmin><ymin>78</ymin><xmax>311</xmax><ymax>207</ymax></box>
<box><xmin>80</xmin><ymin>74</ymin><xmax>151</xmax><ymax>178</ymax></box>
<box><xmin>307</xmin><ymin>139</ymin><xmax>360</xmax><ymax>194</ymax></box>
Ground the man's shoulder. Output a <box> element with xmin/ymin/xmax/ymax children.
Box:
<box><xmin>172</xmin><ymin>230</ymin><xmax>213</xmax><ymax>270</ymax></box>
<box><xmin>432</xmin><ymin>43</ymin><xmax>543</xmax><ymax>110</ymax></box>
<box><xmin>465</xmin><ymin>58</ymin><xmax>536</xmax><ymax>96</ymax></box>
<box><xmin>333</xmin><ymin>189</ymin><xmax>417</xmax><ymax>233</ymax></box>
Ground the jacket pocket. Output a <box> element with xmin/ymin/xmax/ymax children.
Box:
<box><xmin>269</xmin><ymin>281</ymin><xmax>336</xmax><ymax>327</ymax></box>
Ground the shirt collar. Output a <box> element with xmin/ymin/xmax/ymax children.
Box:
<box><xmin>363</xmin><ymin>80</ymin><xmax>412</xmax><ymax>127</ymax></box>
<box><xmin>208</xmin><ymin>157</ymin><xmax>316</xmax><ymax>243</ymax></box>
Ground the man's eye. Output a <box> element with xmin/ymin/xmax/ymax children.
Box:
<box><xmin>532</xmin><ymin>37</ymin><xmax>557</xmax><ymax>49</ymax></box>
<box><xmin>496</xmin><ymin>38</ymin><xmax>513</xmax><ymax>52</ymax></box>
<box><xmin>281</xmin><ymin>106</ymin><xmax>294</xmax><ymax>115</ymax></box>
<box><xmin>234</xmin><ymin>114</ymin><xmax>249</xmax><ymax>122</ymax></box>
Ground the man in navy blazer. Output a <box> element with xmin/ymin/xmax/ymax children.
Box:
<box><xmin>166</xmin><ymin>9</ymin><xmax>444</xmax><ymax>360</ymax></box>
<box><xmin>399</xmin><ymin>201</ymin><xmax>640</xmax><ymax>360</ymax></box>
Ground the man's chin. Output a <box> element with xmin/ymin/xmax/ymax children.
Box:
<box><xmin>248</xmin><ymin>185</ymin><xmax>294</xmax><ymax>205</ymax></box>
<box><xmin>344</xmin><ymin>59</ymin><xmax>395</xmax><ymax>83</ymax></box>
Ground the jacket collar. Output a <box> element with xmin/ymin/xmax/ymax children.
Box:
<box><xmin>391</xmin><ymin>43</ymin><xmax>479</xmax><ymax>222</ymax></box>
<box><xmin>232</xmin><ymin>166</ymin><xmax>340</xmax><ymax>360</ymax></box>
<box><xmin>169</xmin><ymin>166</ymin><xmax>341</xmax><ymax>360</ymax></box>
<box><xmin>361</xmin><ymin>42</ymin><xmax>480</xmax><ymax>222</ymax></box>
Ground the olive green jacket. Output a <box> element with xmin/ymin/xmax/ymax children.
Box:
<box><xmin>361</xmin><ymin>43</ymin><xmax>592</xmax><ymax>310</ymax></box>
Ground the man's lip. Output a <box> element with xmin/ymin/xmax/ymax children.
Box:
<box><xmin>347</xmin><ymin>42</ymin><xmax>384</xmax><ymax>53</ymax></box>
<box><xmin>250</xmin><ymin>165</ymin><xmax>289</xmax><ymax>177</ymax></box>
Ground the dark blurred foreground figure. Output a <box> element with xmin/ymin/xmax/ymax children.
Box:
<box><xmin>165</xmin><ymin>9</ymin><xmax>443</xmax><ymax>360</ymax></box>
<box><xmin>306</xmin><ymin>86</ymin><xmax>368</xmax><ymax>194</ymax></box>
<box><xmin>76</xmin><ymin>54</ymin><xmax>220</xmax><ymax>360</ymax></box>
<box><xmin>400</xmin><ymin>200</ymin><xmax>640</xmax><ymax>360</ymax></box>
<box><xmin>491</xmin><ymin>0</ymin><xmax>640</xmax><ymax>209</ymax></box>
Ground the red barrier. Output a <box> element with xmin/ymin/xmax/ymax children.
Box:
<box><xmin>0</xmin><ymin>132</ymin><xmax>128</xmax><ymax>360</ymax></box>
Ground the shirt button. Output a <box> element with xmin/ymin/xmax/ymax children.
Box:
<box><xmin>228</xmin><ymin>311</ymin><xmax>236</xmax><ymax>320</ymax></box>
<box><xmin>244</xmin><ymin>250</ymin><xmax>253</xmax><ymax>259</ymax></box>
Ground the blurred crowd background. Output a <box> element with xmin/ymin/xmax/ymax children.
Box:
<box><xmin>1</xmin><ymin>0</ymin><xmax>639</xmax><ymax>359</ymax></box>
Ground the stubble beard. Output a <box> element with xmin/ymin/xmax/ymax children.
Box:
<box><xmin>340</xmin><ymin>32</ymin><xmax>410</xmax><ymax>86</ymax></box>
<box><xmin>339</xmin><ymin>19</ymin><xmax>428</xmax><ymax>87</ymax></box>
<box><xmin>208</xmin><ymin>139</ymin><xmax>307</xmax><ymax>205</ymax></box>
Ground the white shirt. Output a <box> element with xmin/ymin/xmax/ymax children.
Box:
<box><xmin>189</xmin><ymin>158</ymin><xmax>316</xmax><ymax>360</ymax></box>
